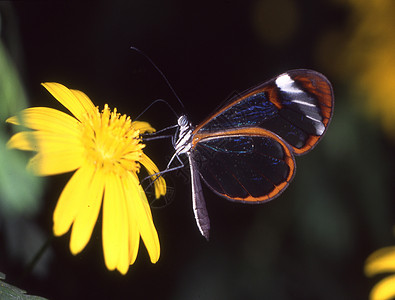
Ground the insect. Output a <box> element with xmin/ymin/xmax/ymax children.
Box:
<box><xmin>168</xmin><ymin>69</ymin><xmax>334</xmax><ymax>240</ymax></box>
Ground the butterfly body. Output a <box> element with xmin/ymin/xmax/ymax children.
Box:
<box><xmin>173</xmin><ymin>69</ymin><xmax>334</xmax><ymax>239</ymax></box>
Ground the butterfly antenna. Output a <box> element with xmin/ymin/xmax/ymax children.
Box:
<box><xmin>130</xmin><ymin>46</ymin><xmax>185</xmax><ymax>111</ymax></box>
<box><xmin>135</xmin><ymin>98</ymin><xmax>179</xmax><ymax>121</ymax></box>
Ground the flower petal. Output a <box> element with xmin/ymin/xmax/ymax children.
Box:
<box><xmin>369</xmin><ymin>274</ymin><xmax>395</xmax><ymax>300</ymax></box>
<box><xmin>6</xmin><ymin>107</ymin><xmax>81</xmax><ymax>137</ymax></box>
<box><xmin>125</xmin><ymin>172</ymin><xmax>160</xmax><ymax>263</ymax></box>
<box><xmin>102</xmin><ymin>173</ymin><xmax>129</xmax><ymax>272</ymax></box>
<box><xmin>69</xmin><ymin>167</ymin><xmax>105</xmax><ymax>255</ymax></box>
<box><xmin>41</xmin><ymin>82</ymin><xmax>95</xmax><ymax>122</ymax></box>
<box><xmin>7</xmin><ymin>132</ymin><xmax>37</xmax><ymax>151</ymax></box>
<box><xmin>70</xmin><ymin>88</ymin><xmax>97</xmax><ymax>115</ymax></box>
<box><xmin>28</xmin><ymin>148</ymin><xmax>84</xmax><ymax>176</ymax></box>
<box><xmin>365</xmin><ymin>246</ymin><xmax>395</xmax><ymax>277</ymax></box>
<box><xmin>141</xmin><ymin>153</ymin><xmax>166</xmax><ymax>199</ymax></box>
<box><xmin>128</xmin><ymin>216</ymin><xmax>140</xmax><ymax>265</ymax></box>
<box><xmin>117</xmin><ymin>224</ymin><xmax>131</xmax><ymax>275</ymax></box>
<box><xmin>7</xmin><ymin>131</ymin><xmax>83</xmax><ymax>152</ymax></box>
<box><xmin>53</xmin><ymin>164</ymin><xmax>95</xmax><ymax>236</ymax></box>
<box><xmin>132</xmin><ymin>121</ymin><xmax>155</xmax><ymax>134</ymax></box>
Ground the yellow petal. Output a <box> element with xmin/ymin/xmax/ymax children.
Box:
<box><xmin>69</xmin><ymin>168</ymin><xmax>105</xmax><ymax>255</ymax></box>
<box><xmin>53</xmin><ymin>164</ymin><xmax>95</xmax><ymax>236</ymax></box>
<box><xmin>128</xmin><ymin>217</ymin><xmax>140</xmax><ymax>265</ymax></box>
<box><xmin>28</xmin><ymin>149</ymin><xmax>84</xmax><ymax>176</ymax></box>
<box><xmin>369</xmin><ymin>274</ymin><xmax>395</xmax><ymax>300</ymax></box>
<box><xmin>365</xmin><ymin>246</ymin><xmax>395</xmax><ymax>277</ymax></box>
<box><xmin>102</xmin><ymin>173</ymin><xmax>129</xmax><ymax>272</ymax></box>
<box><xmin>41</xmin><ymin>82</ymin><xmax>95</xmax><ymax>122</ymax></box>
<box><xmin>7</xmin><ymin>131</ymin><xmax>82</xmax><ymax>152</ymax></box>
<box><xmin>132</xmin><ymin>121</ymin><xmax>155</xmax><ymax>134</ymax></box>
<box><xmin>141</xmin><ymin>153</ymin><xmax>166</xmax><ymax>198</ymax></box>
<box><xmin>6</xmin><ymin>107</ymin><xmax>81</xmax><ymax>137</ymax></box>
<box><xmin>117</xmin><ymin>222</ymin><xmax>131</xmax><ymax>275</ymax></box>
<box><xmin>7</xmin><ymin>132</ymin><xmax>38</xmax><ymax>151</ymax></box>
<box><xmin>125</xmin><ymin>172</ymin><xmax>160</xmax><ymax>263</ymax></box>
<box><xmin>70</xmin><ymin>88</ymin><xmax>97</xmax><ymax>115</ymax></box>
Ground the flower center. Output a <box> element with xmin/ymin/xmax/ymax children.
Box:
<box><xmin>81</xmin><ymin>105</ymin><xmax>145</xmax><ymax>175</ymax></box>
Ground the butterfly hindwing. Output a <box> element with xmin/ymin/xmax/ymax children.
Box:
<box><xmin>191</xmin><ymin>128</ymin><xmax>295</xmax><ymax>203</ymax></box>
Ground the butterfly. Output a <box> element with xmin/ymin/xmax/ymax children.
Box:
<box><xmin>166</xmin><ymin>69</ymin><xmax>334</xmax><ymax>240</ymax></box>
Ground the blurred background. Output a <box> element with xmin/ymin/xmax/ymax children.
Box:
<box><xmin>1</xmin><ymin>0</ymin><xmax>395</xmax><ymax>299</ymax></box>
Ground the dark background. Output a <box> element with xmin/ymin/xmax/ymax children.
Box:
<box><xmin>1</xmin><ymin>1</ymin><xmax>394</xmax><ymax>299</ymax></box>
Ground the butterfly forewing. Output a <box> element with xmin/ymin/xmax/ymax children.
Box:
<box><xmin>194</xmin><ymin>69</ymin><xmax>334</xmax><ymax>155</ymax></box>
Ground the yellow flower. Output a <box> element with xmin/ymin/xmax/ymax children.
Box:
<box><xmin>365</xmin><ymin>239</ymin><xmax>395</xmax><ymax>299</ymax></box>
<box><xmin>6</xmin><ymin>82</ymin><xmax>166</xmax><ymax>274</ymax></box>
<box><xmin>317</xmin><ymin>0</ymin><xmax>395</xmax><ymax>136</ymax></box>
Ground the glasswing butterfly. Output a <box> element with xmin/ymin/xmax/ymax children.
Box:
<box><xmin>170</xmin><ymin>69</ymin><xmax>334</xmax><ymax>240</ymax></box>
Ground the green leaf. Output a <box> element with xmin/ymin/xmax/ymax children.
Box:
<box><xmin>0</xmin><ymin>39</ymin><xmax>44</xmax><ymax>217</ymax></box>
<box><xmin>0</xmin><ymin>272</ymin><xmax>47</xmax><ymax>300</ymax></box>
